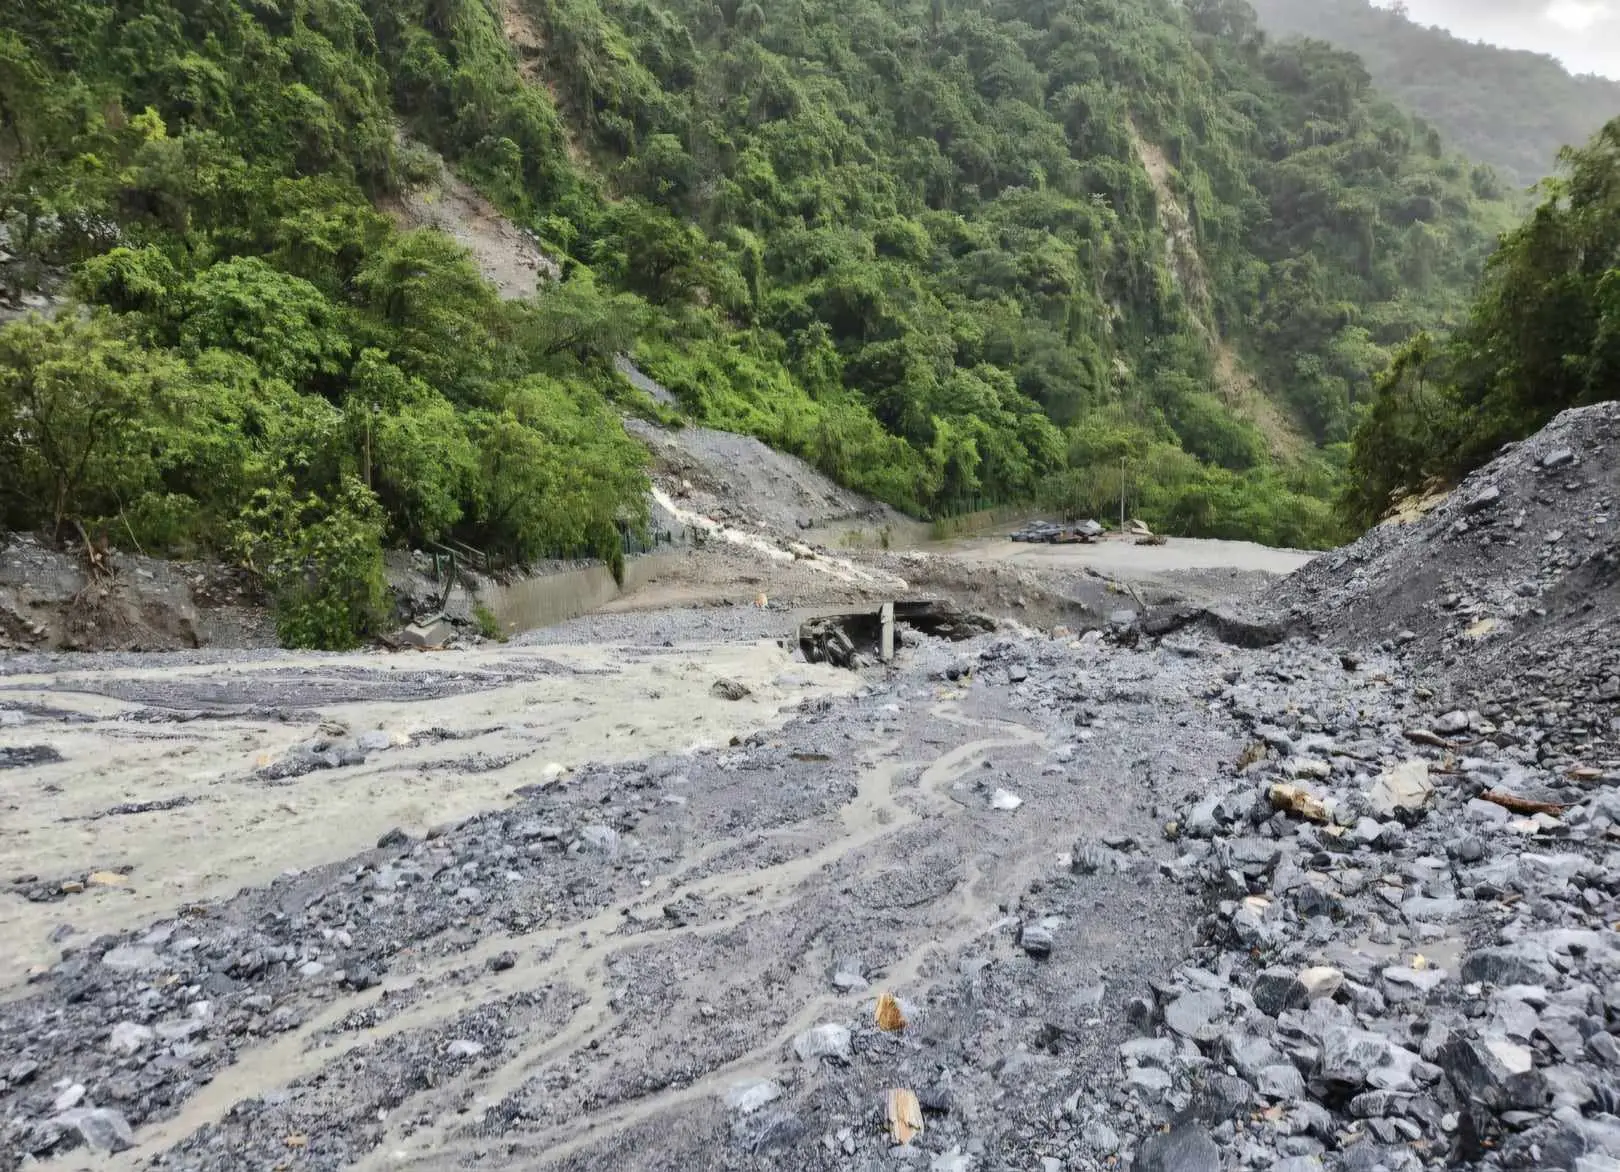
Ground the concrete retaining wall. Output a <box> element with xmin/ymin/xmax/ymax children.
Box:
<box><xmin>481</xmin><ymin>552</ymin><xmax>682</xmax><ymax>634</ymax></box>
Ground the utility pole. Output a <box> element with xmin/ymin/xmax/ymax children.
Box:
<box><xmin>1119</xmin><ymin>456</ymin><xmax>1126</xmax><ymax>532</ymax></box>
<box><xmin>363</xmin><ymin>403</ymin><xmax>376</xmax><ymax>488</ymax></box>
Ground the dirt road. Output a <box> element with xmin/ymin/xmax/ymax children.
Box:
<box><xmin>935</xmin><ymin>533</ymin><xmax>1315</xmax><ymax>578</ymax></box>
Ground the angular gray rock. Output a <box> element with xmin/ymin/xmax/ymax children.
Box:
<box><xmin>1251</xmin><ymin>968</ymin><xmax>1309</xmax><ymax>1016</ymax></box>
<box><xmin>725</xmin><ymin>1080</ymin><xmax>782</xmax><ymax>1113</ymax></box>
<box><xmin>1258</xmin><ymin>1064</ymin><xmax>1306</xmax><ymax>1099</ymax></box>
<box><xmin>1133</xmin><ymin>1123</ymin><xmax>1220</xmax><ymax>1172</ymax></box>
<box><xmin>1461</xmin><ymin>945</ymin><xmax>1555</xmax><ymax>988</ymax></box>
<box><xmin>1439</xmin><ymin>1034</ymin><xmax>1549</xmax><ymax>1112</ymax></box>
<box><xmin>108</xmin><ymin>1021</ymin><xmax>154</xmax><ymax>1056</ymax></box>
<box><xmin>792</xmin><ymin>1023</ymin><xmax>851</xmax><ymax>1064</ymax></box>
<box><xmin>1020</xmin><ymin>921</ymin><xmax>1055</xmax><ymax>958</ymax></box>
<box><xmin>46</xmin><ymin>1108</ymin><xmax>134</xmax><ymax>1153</ymax></box>
<box><xmin>710</xmin><ymin>677</ymin><xmax>752</xmax><ymax>701</ymax></box>
<box><xmin>1165</xmin><ymin>988</ymin><xmax>1229</xmax><ymax>1042</ymax></box>
<box><xmin>1367</xmin><ymin>759</ymin><xmax>1433</xmax><ymax>820</ymax></box>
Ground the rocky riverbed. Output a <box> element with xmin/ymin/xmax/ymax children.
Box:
<box><xmin>3</xmin><ymin>406</ymin><xmax>1619</xmax><ymax>1172</ymax></box>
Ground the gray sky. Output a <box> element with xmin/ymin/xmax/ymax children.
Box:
<box><xmin>1375</xmin><ymin>0</ymin><xmax>1620</xmax><ymax>78</ymax></box>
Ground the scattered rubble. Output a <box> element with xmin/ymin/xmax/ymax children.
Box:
<box><xmin>1272</xmin><ymin>400</ymin><xmax>1620</xmax><ymax>762</ymax></box>
<box><xmin>0</xmin><ymin>404</ymin><xmax>1615</xmax><ymax>1172</ymax></box>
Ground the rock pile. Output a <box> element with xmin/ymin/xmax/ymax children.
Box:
<box><xmin>1093</xmin><ymin>634</ymin><xmax>1620</xmax><ymax>1172</ymax></box>
<box><xmin>1271</xmin><ymin>401</ymin><xmax>1620</xmax><ymax>763</ymax></box>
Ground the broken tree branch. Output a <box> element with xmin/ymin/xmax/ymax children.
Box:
<box><xmin>1478</xmin><ymin>789</ymin><xmax>1566</xmax><ymax>817</ymax></box>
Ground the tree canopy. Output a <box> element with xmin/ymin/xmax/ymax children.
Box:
<box><xmin>0</xmin><ymin>0</ymin><xmax>1543</xmax><ymax>643</ymax></box>
<box><xmin>1248</xmin><ymin>0</ymin><xmax>1620</xmax><ymax>189</ymax></box>
<box><xmin>1343</xmin><ymin>118</ymin><xmax>1620</xmax><ymax>527</ymax></box>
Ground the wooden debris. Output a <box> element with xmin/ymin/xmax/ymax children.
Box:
<box><xmin>1479</xmin><ymin>789</ymin><xmax>1566</xmax><ymax>817</ymax></box>
<box><xmin>886</xmin><ymin>1088</ymin><xmax>923</xmax><ymax>1145</ymax></box>
<box><xmin>86</xmin><ymin>871</ymin><xmax>129</xmax><ymax>887</ymax></box>
<box><xmin>1403</xmin><ymin>728</ymin><xmax>1449</xmax><ymax>748</ymax></box>
<box><xmin>875</xmin><ymin>992</ymin><xmax>907</xmax><ymax>1032</ymax></box>
<box><xmin>1269</xmin><ymin>783</ymin><xmax>1329</xmax><ymax>824</ymax></box>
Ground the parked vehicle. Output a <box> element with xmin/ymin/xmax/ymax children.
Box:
<box><xmin>1007</xmin><ymin>519</ymin><xmax>1104</xmax><ymax>544</ymax></box>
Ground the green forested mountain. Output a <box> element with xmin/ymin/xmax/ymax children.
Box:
<box><xmin>1343</xmin><ymin>118</ymin><xmax>1620</xmax><ymax>526</ymax></box>
<box><xmin>1248</xmin><ymin>0</ymin><xmax>1620</xmax><ymax>188</ymax></box>
<box><xmin>0</xmin><ymin>0</ymin><xmax>1513</xmax><ymax>643</ymax></box>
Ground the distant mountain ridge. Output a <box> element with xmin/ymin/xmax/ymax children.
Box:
<box><xmin>1248</xmin><ymin>0</ymin><xmax>1620</xmax><ymax>186</ymax></box>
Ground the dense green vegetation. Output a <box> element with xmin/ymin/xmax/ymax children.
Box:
<box><xmin>1248</xmin><ymin>0</ymin><xmax>1620</xmax><ymax>189</ymax></box>
<box><xmin>0</xmin><ymin>0</ymin><xmax>1521</xmax><ymax>643</ymax></box>
<box><xmin>1344</xmin><ymin>118</ymin><xmax>1620</xmax><ymax>526</ymax></box>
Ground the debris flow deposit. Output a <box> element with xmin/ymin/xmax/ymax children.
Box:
<box><xmin>3</xmin><ymin>405</ymin><xmax>1620</xmax><ymax>1172</ymax></box>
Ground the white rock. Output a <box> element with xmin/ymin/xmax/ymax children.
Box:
<box><xmin>1368</xmin><ymin>760</ymin><xmax>1433</xmax><ymax>818</ymax></box>
<box><xmin>1434</xmin><ymin>710</ymin><xmax>1471</xmax><ymax>734</ymax></box>
<box><xmin>792</xmin><ymin>1023</ymin><xmax>852</xmax><ymax>1064</ymax></box>
<box><xmin>1300</xmin><ymin>966</ymin><xmax>1345</xmax><ymax>1000</ymax></box>
<box><xmin>48</xmin><ymin>1107</ymin><xmax>133</xmax><ymax>1153</ymax></box>
<box><xmin>724</xmin><ymin>1080</ymin><xmax>782</xmax><ymax>1113</ymax></box>
<box><xmin>1484</xmin><ymin>1035</ymin><xmax>1535</xmax><ymax>1075</ymax></box>
<box><xmin>100</xmin><ymin>945</ymin><xmax>161</xmax><ymax>972</ymax></box>
<box><xmin>989</xmin><ymin>789</ymin><xmax>1023</xmax><ymax>811</ymax></box>
<box><xmin>108</xmin><ymin>1022</ymin><xmax>154</xmax><ymax>1056</ymax></box>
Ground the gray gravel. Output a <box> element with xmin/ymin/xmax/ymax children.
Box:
<box><xmin>1270</xmin><ymin>400</ymin><xmax>1620</xmax><ymax>762</ymax></box>
<box><xmin>2</xmin><ymin>405</ymin><xmax>1618</xmax><ymax>1172</ymax></box>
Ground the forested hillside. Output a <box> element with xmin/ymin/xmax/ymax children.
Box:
<box><xmin>1248</xmin><ymin>0</ymin><xmax>1620</xmax><ymax>188</ymax></box>
<box><xmin>1343</xmin><ymin>118</ymin><xmax>1620</xmax><ymax>526</ymax></box>
<box><xmin>0</xmin><ymin>0</ymin><xmax>1515</xmax><ymax>644</ymax></box>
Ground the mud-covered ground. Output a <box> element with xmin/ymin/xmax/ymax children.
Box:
<box><xmin>7</xmin><ymin>406</ymin><xmax>1620</xmax><ymax>1172</ymax></box>
<box><xmin>1</xmin><ymin>602</ymin><xmax>1254</xmax><ymax>1172</ymax></box>
<box><xmin>7</xmin><ymin>539</ymin><xmax>1620</xmax><ymax>1172</ymax></box>
<box><xmin>0</xmin><ymin>637</ymin><xmax>859</xmax><ymax>987</ymax></box>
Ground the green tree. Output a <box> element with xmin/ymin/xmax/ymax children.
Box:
<box><xmin>0</xmin><ymin>313</ymin><xmax>183</xmax><ymax>535</ymax></box>
<box><xmin>232</xmin><ymin>476</ymin><xmax>389</xmax><ymax>650</ymax></box>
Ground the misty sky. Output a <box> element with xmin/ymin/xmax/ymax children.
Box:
<box><xmin>1375</xmin><ymin>0</ymin><xmax>1620</xmax><ymax>78</ymax></box>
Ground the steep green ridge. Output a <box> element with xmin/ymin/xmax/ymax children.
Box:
<box><xmin>1248</xmin><ymin>0</ymin><xmax>1620</xmax><ymax>189</ymax></box>
<box><xmin>1343</xmin><ymin>118</ymin><xmax>1620</xmax><ymax>526</ymax></box>
<box><xmin>0</xmin><ymin>0</ymin><xmax>1515</xmax><ymax>642</ymax></box>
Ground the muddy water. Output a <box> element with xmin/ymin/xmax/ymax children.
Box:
<box><xmin>0</xmin><ymin>640</ymin><xmax>859</xmax><ymax>989</ymax></box>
